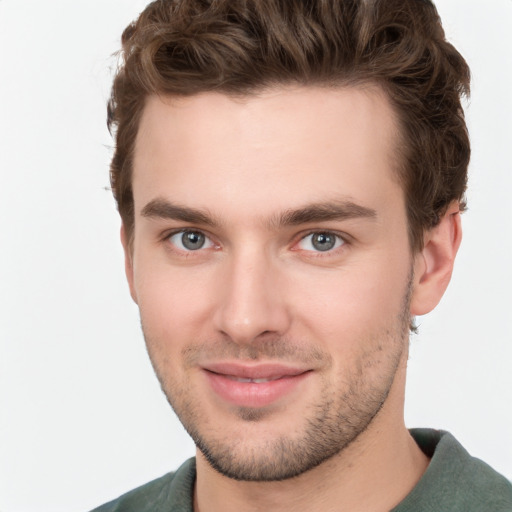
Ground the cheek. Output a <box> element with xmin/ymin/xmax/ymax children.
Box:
<box><xmin>290</xmin><ymin>258</ymin><xmax>410</xmax><ymax>345</ymax></box>
<box><xmin>134</xmin><ymin>261</ymin><xmax>216</xmax><ymax>344</ymax></box>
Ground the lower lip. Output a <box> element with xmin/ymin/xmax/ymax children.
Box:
<box><xmin>204</xmin><ymin>371</ymin><xmax>310</xmax><ymax>408</ymax></box>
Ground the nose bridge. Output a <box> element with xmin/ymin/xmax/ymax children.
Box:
<box><xmin>214</xmin><ymin>242</ymin><xmax>290</xmax><ymax>344</ymax></box>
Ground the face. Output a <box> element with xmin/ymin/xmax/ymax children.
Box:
<box><xmin>127</xmin><ymin>86</ymin><xmax>415</xmax><ymax>481</ymax></box>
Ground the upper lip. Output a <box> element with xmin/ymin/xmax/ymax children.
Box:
<box><xmin>202</xmin><ymin>362</ymin><xmax>310</xmax><ymax>380</ymax></box>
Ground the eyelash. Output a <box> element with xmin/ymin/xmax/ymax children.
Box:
<box><xmin>164</xmin><ymin>229</ymin><xmax>218</xmax><ymax>254</ymax></box>
<box><xmin>163</xmin><ymin>229</ymin><xmax>349</xmax><ymax>257</ymax></box>
<box><xmin>292</xmin><ymin>230</ymin><xmax>347</xmax><ymax>257</ymax></box>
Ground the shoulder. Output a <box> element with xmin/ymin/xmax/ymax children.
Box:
<box><xmin>395</xmin><ymin>429</ymin><xmax>512</xmax><ymax>511</ymax></box>
<box><xmin>89</xmin><ymin>458</ymin><xmax>196</xmax><ymax>512</ymax></box>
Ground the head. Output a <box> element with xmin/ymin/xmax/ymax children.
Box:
<box><xmin>108</xmin><ymin>0</ymin><xmax>470</xmax><ymax>482</ymax></box>
<box><xmin>108</xmin><ymin>0</ymin><xmax>470</xmax><ymax>254</ymax></box>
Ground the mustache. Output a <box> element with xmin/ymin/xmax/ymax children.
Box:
<box><xmin>181</xmin><ymin>335</ymin><xmax>332</xmax><ymax>368</ymax></box>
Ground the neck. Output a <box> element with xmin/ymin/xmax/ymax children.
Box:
<box><xmin>194</xmin><ymin>360</ymin><xmax>429</xmax><ymax>512</ymax></box>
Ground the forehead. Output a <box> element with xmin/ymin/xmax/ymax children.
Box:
<box><xmin>132</xmin><ymin>86</ymin><xmax>403</xmax><ymax>221</ymax></box>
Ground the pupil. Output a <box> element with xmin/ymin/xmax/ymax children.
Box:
<box><xmin>312</xmin><ymin>233</ymin><xmax>335</xmax><ymax>251</ymax></box>
<box><xmin>182</xmin><ymin>231</ymin><xmax>205</xmax><ymax>250</ymax></box>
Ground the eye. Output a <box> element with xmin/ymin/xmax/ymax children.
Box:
<box><xmin>297</xmin><ymin>232</ymin><xmax>345</xmax><ymax>252</ymax></box>
<box><xmin>168</xmin><ymin>230</ymin><xmax>215</xmax><ymax>251</ymax></box>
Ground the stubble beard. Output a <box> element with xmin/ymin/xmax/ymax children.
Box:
<box><xmin>143</xmin><ymin>274</ymin><xmax>413</xmax><ymax>482</ymax></box>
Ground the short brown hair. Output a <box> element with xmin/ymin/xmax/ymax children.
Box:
<box><xmin>108</xmin><ymin>0</ymin><xmax>470</xmax><ymax>251</ymax></box>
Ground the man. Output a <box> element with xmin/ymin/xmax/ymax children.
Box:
<box><xmin>93</xmin><ymin>0</ymin><xmax>512</xmax><ymax>510</ymax></box>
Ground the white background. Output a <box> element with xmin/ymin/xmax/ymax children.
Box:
<box><xmin>0</xmin><ymin>1</ymin><xmax>511</xmax><ymax>510</ymax></box>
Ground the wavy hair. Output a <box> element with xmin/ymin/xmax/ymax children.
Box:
<box><xmin>108</xmin><ymin>0</ymin><xmax>470</xmax><ymax>251</ymax></box>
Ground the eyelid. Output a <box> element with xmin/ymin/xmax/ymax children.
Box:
<box><xmin>164</xmin><ymin>228</ymin><xmax>219</xmax><ymax>252</ymax></box>
<box><xmin>161</xmin><ymin>227</ymin><xmax>349</xmax><ymax>255</ymax></box>
<box><xmin>292</xmin><ymin>230</ymin><xmax>348</xmax><ymax>254</ymax></box>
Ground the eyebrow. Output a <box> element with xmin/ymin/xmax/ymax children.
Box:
<box><xmin>140</xmin><ymin>198</ymin><xmax>377</xmax><ymax>228</ymax></box>
<box><xmin>141</xmin><ymin>199</ymin><xmax>220</xmax><ymax>227</ymax></box>
<box><xmin>274</xmin><ymin>201</ymin><xmax>377</xmax><ymax>227</ymax></box>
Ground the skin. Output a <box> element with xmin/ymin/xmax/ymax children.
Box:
<box><xmin>123</xmin><ymin>86</ymin><xmax>462</xmax><ymax>512</ymax></box>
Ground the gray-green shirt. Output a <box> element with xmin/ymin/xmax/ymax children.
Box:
<box><xmin>91</xmin><ymin>429</ymin><xmax>512</xmax><ymax>511</ymax></box>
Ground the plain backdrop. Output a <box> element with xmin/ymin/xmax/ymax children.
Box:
<box><xmin>0</xmin><ymin>1</ymin><xmax>511</xmax><ymax>511</ymax></box>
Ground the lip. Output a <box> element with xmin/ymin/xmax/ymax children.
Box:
<box><xmin>202</xmin><ymin>362</ymin><xmax>312</xmax><ymax>408</ymax></box>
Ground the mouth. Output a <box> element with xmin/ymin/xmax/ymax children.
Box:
<box><xmin>202</xmin><ymin>362</ymin><xmax>312</xmax><ymax>408</ymax></box>
<box><xmin>224</xmin><ymin>375</ymin><xmax>283</xmax><ymax>383</ymax></box>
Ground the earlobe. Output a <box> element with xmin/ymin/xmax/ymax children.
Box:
<box><xmin>410</xmin><ymin>202</ymin><xmax>462</xmax><ymax>316</ymax></box>
<box><xmin>120</xmin><ymin>224</ymin><xmax>138</xmax><ymax>304</ymax></box>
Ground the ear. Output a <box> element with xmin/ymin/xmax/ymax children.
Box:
<box><xmin>410</xmin><ymin>202</ymin><xmax>462</xmax><ymax>316</ymax></box>
<box><xmin>120</xmin><ymin>224</ymin><xmax>138</xmax><ymax>304</ymax></box>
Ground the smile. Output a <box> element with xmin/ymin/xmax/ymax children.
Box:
<box><xmin>202</xmin><ymin>363</ymin><xmax>312</xmax><ymax>408</ymax></box>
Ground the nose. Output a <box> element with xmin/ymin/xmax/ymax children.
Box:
<box><xmin>213</xmin><ymin>247</ymin><xmax>292</xmax><ymax>345</ymax></box>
